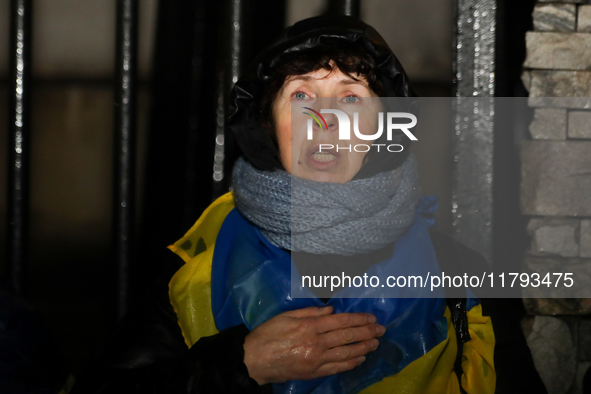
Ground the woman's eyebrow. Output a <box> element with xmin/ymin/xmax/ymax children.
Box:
<box><xmin>286</xmin><ymin>75</ymin><xmax>313</xmax><ymax>82</ymax></box>
<box><xmin>285</xmin><ymin>75</ymin><xmax>368</xmax><ymax>87</ymax></box>
<box><xmin>339</xmin><ymin>78</ymin><xmax>368</xmax><ymax>87</ymax></box>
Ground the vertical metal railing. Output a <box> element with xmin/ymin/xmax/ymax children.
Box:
<box><xmin>7</xmin><ymin>0</ymin><xmax>32</xmax><ymax>295</ymax></box>
<box><xmin>330</xmin><ymin>0</ymin><xmax>360</xmax><ymax>18</ymax></box>
<box><xmin>113</xmin><ymin>0</ymin><xmax>138</xmax><ymax>319</ymax></box>
<box><xmin>4</xmin><ymin>0</ymin><xmax>364</xmax><ymax>312</ymax></box>
<box><xmin>212</xmin><ymin>0</ymin><xmax>251</xmax><ymax>196</ymax></box>
<box><xmin>452</xmin><ymin>0</ymin><xmax>496</xmax><ymax>264</ymax></box>
<box><xmin>181</xmin><ymin>0</ymin><xmax>208</xmax><ymax>229</ymax></box>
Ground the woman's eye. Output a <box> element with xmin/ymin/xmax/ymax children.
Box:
<box><xmin>344</xmin><ymin>96</ymin><xmax>359</xmax><ymax>103</ymax></box>
<box><xmin>294</xmin><ymin>92</ymin><xmax>307</xmax><ymax>100</ymax></box>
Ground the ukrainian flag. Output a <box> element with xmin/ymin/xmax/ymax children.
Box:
<box><xmin>168</xmin><ymin>192</ymin><xmax>495</xmax><ymax>394</ymax></box>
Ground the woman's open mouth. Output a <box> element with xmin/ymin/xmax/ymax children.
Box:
<box><xmin>305</xmin><ymin>144</ymin><xmax>341</xmax><ymax>170</ymax></box>
<box><xmin>312</xmin><ymin>151</ymin><xmax>337</xmax><ymax>162</ymax></box>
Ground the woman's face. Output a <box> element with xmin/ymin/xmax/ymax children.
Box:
<box><xmin>272</xmin><ymin>66</ymin><xmax>381</xmax><ymax>183</ymax></box>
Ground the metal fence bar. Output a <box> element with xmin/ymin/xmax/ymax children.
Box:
<box><xmin>452</xmin><ymin>0</ymin><xmax>496</xmax><ymax>263</ymax></box>
<box><xmin>333</xmin><ymin>0</ymin><xmax>360</xmax><ymax>17</ymax></box>
<box><xmin>7</xmin><ymin>0</ymin><xmax>32</xmax><ymax>295</ymax></box>
<box><xmin>113</xmin><ymin>0</ymin><xmax>138</xmax><ymax>319</ymax></box>
<box><xmin>181</xmin><ymin>0</ymin><xmax>212</xmax><ymax>230</ymax></box>
<box><xmin>212</xmin><ymin>0</ymin><xmax>251</xmax><ymax>196</ymax></box>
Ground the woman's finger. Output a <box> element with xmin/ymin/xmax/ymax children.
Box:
<box><xmin>283</xmin><ymin>305</ymin><xmax>334</xmax><ymax>319</ymax></box>
<box><xmin>315</xmin><ymin>312</ymin><xmax>377</xmax><ymax>334</ymax></box>
<box><xmin>313</xmin><ymin>357</ymin><xmax>367</xmax><ymax>379</ymax></box>
<box><xmin>321</xmin><ymin>339</ymin><xmax>379</xmax><ymax>364</ymax></box>
<box><xmin>321</xmin><ymin>324</ymin><xmax>385</xmax><ymax>348</ymax></box>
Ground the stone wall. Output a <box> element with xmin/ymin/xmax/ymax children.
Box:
<box><xmin>521</xmin><ymin>2</ymin><xmax>591</xmax><ymax>393</ymax></box>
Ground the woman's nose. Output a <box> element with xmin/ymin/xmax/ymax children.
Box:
<box><xmin>307</xmin><ymin>107</ymin><xmax>338</xmax><ymax>133</ymax></box>
<box><xmin>322</xmin><ymin>111</ymin><xmax>338</xmax><ymax>132</ymax></box>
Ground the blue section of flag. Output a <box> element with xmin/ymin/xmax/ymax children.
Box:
<box><xmin>211</xmin><ymin>196</ymin><xmax>476</xmax><ymax>393</ymax></box>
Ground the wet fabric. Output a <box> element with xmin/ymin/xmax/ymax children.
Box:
<box><xmin>70</xmin><ymin>188</ymin><xmax>549</xmax><ymax>393</ymax></box>
<box><xmin>211</xmin><ymin>200</ymin><xmax>448</xmax><ymax>393</ymax></box>
<box><xmin>167</xmin><ymin>192</ymin><xmax>236</xmax><ymax>346</ymax></box>
<box><xmin>167</xmin><ymin>193</ymin><xmax>496</xmax><ymax>394</ymax></box>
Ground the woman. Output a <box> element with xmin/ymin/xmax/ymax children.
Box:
<box><xmin>71</xmin><ymin>15</ymin><xmax>546</xmax><ymax>394</ymax></box>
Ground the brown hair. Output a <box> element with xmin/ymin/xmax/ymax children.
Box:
<box><xmin>260</xmin><ymin>48</ymin><xmax>385</xmax><ymax>131</ymax></box>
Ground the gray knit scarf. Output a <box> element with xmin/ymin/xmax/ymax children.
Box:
<box><xmin>232</xmin><ymin>155</ymin><xmax>421</xmax><ymax>255</ymax></box>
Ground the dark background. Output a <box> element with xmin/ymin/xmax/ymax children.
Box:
<box><xmin>0</xmin><ymin>0</ymin><xmax>534</xmax><ymax>381</ymax></box>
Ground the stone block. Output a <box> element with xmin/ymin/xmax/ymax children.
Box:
<box><xmin>578</xmin><ymin>5</ymin><xmax>591</xmax><ymax>32</ymax></box>
<box><xmin>523</xmin><ymin>316</ymin><xmax>577</xmax><ymax>394</ymax></box>
<box><xmin>568</xmin><ymin>111</ymin><xmax>591</xmax><ymax>139</ymax></box>
<box><xmin>528</xmin><ymin>97</ymin><xmax>591</xmax><ymax>109</ymax></box>
<box><xmin>527</xmin><ymin>71</ymin><xmax>591</xmax><ymax>104</ymax></box>
<box><xmin>521</xmin><ymin>141</ymin><xmax>591</xmax><ymax>216</ymax></box>
<box><xmin>533</xmin><ymin>4</ymin><xmax>576</xmax><ymax>31</ymax></box>
<box><xmin>523</xmin><ymin>297</ymin><xmax>591</xmax><ymax>315</ymax></box>
<box><xmin>529</xmin><ymin>108</ymin><xmax>567</xmax><ymax>139</ymax></box>
<box><xmin>527</xmin><ymin>218</ymin><xmax>579</xmax><ymax>257</ymax></box>
<box><xmin>581</xmin><ymin>220</ymin><xmax>591</xmax><ymax>258</ymax></box>
<box><xmin>524</xmin><ymin>32</ymin><xmax>591</xmax><ymax>70</ymax></box>
<box><xmin>522</xmin><ymin>256</ymin><xmax>591</xmax><ymax>302</ymax></box>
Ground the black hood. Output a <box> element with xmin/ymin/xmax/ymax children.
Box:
<box><xmin>226</xmin><ymin>15</ymin><xmax>417</xmax><ymax>178</ymax></box>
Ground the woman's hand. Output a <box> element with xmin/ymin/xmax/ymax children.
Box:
<box><xmin>243</xmin><ymin>305</ymin><xmax>385</xmax><ymax>385</ymax></box>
